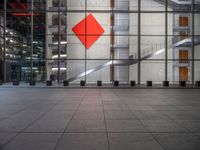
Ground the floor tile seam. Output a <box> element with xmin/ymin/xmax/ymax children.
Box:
<box><xmin>64</xmin><ymin>131</ymin><xmax>108</xmax><ymax>133</ymax></box>
<box><xmin>0</xmin><ymin>101</ymin><xmax>60</xmax><ymax>149</ymax></box>
<box><xmin>150</xmin><ymin>131</ymin><xmax>171</xmax><ymax>150</ymax></box>
<box><xmin>12</xmin><ymin>131</ymin><xmax>199</xmax><ymax>134</ymax></box>
<box><xmin>101</xmin><ymin>92</ymin><xmax>111</xmax><ymax>150</ymax></box>
<box><xmin>0</xmin><ymin>102</ymin><xmax>39</xmax><ymax>123</ymax></box>
<box><xmin>113</xmin><ymin>93</ymin><xmax>144</xmax><ymax>122</ymax></box>
<box><xmin>132</xmin><ymin>106</ymin><xmax>193</xmax><ymax>133</ymax></box>
<box><xmin>104</xmin><ymin>118</ymin><xmax>140</xmax><ymax>120</ymax></box>
<box><xmin>52</xmin><ymin>90</ymin><xmax>89</xmax><ymax>150</ymax></box>
<box><xmin>140</xmin><ymin>119</ymin><xmax>168</xmax><ymax>150</ymax></box>
<box><xmin>105</xmin><ymin>131</ymin><xmax>191</xmax><ymax>133</ymax></box>
<box><xmin>70</xmin><ymin>119</ymin><xmax>105</xmax><ymax>120</ymax></box>
<box><xmin>170</xmin><ymin>120</ymin><xmax>199</xmax><ymax>133</ymax></box>
<box><xmin>21</xmin><ymin>131</ymin><xmax>108</xmax><ymax>134</ymax></box>
<box><xmin>157</xmin><ymin>111</ymin><xmax>194</xmax><ymax>133</ymax></box>
<box><xmin>114</xmin><ymin>92</ymin><xmax>167</xmax><ymax>150</ymax></box>
<box><xmin>120</xmin><ymin>93</ymin><xmax>196</xmax><ymax>149</ymax></box>
<box><xmin>187</xmin><ymin>131</ymin><xmax>200</xmax><ymax>134</ymax></box>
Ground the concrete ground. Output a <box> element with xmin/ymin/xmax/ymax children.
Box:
<box><xmin>0</xmin><ymin>88</ymin><xmax>200</xmax><ymax>150</ymax></box>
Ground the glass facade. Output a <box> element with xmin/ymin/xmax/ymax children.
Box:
<box><xmin>0</xmin><ymin>0</ymin><xmax>200</xmax><ymax>84</ymax></box>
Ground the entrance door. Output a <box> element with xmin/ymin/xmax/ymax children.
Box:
<box><xmin>179</xmin><ymin>67</ymin><xmax>188</xmax><ymax>81</ymax></box>
<box><xmin>179</xmin><ymin>49</ymin><xmax>189</xmax><ymax>81</ymax></box>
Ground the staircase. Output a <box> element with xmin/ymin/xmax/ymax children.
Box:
<box><xmin>154</xmin><ymin>0</ymin><xmax>200</xmax><ymax>10</ymax></box>
<box><xmin>68</xmin><ymin>38</ymin><xmax>198</xmax><ymax>82</ymax></box>
<box><xmin>68</xmin><ymin>0</ymin><xmax>200</xmax><ymax>82</ymax></box>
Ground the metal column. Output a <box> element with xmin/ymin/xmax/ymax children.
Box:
<box><xmin>57</xmin><ymin>0</ymin><xmax>61</xmax><ymax>83</ymax></box>
<box><xmin>137</xmin><ymin>0</ymin><xmax>141</xmax><ymax>84</ymax></box>
<box><xmin>165</xmin><ymin>0</ymin><xmax>168</xmax><ymax>81</ymax></box>
<box><xmin>30</xmin><ymin>0</ymin><xmax>34</xmax><ymax>81</ymax></box>
<box><xmin>192</xmin><ymin>0</ymin><xmax>195</xmax><ymax>85</ymax></box>
<box><xmin>3</xmin><ymin>0</ymin><xmax>6</xmax><ymax>82</ymax></box>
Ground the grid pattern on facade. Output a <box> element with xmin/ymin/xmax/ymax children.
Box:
<box><xmin>0</xmin><ymin>0</ymin><xmax>200</xmax><ymax>84</ymax></box>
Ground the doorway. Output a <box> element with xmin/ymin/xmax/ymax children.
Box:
<box><xmin>179</xmin><ymin>67</ymin><xmax>188</xmax><ymax>81</ymax></box>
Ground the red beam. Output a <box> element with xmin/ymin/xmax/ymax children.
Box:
<box><xmin>12</xmin><ymin>13</ymin><xmax>41</xmax><ymax>17</ymax></box>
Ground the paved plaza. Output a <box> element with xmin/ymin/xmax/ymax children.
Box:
<box><xmin>0</xmin><ymin>88</ymin><xmax>200</xmax><ymax>150</ymax></box>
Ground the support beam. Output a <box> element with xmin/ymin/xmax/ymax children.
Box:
<box><xmin>30</xmin><ymin>0</ymin><xmax>33</xmax><ymax>80</ymax></box>
<box><xmin>137</xmin><ymin>0</ymin><xmax>141</xmax><ymax>85</ymax></box>
<box><xmin>192</xmin><ymin>0</ymin><xmax>195</xmax><ymax>85</ymax></box>
<box><xmin>165</xmin><ymin>0</ymin><xmax>168</xmax><ymax>81</ymax></box>
<box><xmin>57</xmin><ymin>0</ymin><xmax>61</xmax><ymax>84</ymax></box>
<box><xmin>3</xmin><ymin>0</ymin><xmax>6</xmax><ymax>82</ymax></box>
<box><xmin>110</xmin><ymin>0</ymin><xmax>115</xmax><ymax>82</ymax></box>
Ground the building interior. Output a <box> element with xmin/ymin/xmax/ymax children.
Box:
<box><xmin>0</xmin><ymin>0</ymin><xmax>200</xmax><ymax>85</ymax></box>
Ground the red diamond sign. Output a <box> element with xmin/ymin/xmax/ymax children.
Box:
<box><xmin>72</xmin><ymin>14</ymin><xmax>105</xmax><ymax>49</ymax></box>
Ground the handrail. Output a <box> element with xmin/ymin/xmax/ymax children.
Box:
<box><xmin>68</xmin><ymin>38</ymin><xmax>195</xmax><ymax>82</ymax></box>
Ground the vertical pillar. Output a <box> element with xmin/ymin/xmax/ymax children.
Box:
<box><xmin>45</xmin><ymin>0</ymin><xmax>48</xmax><ymax>81</ymax></box>
<box><xmin>30</xmin><ymin>0</ymin><xmax>34</xmax><ymax>81</ymax></box>
<box><xmin>57</xmin><ymin>0</ymin><xmax>61</xmax><ymax>83</ymax></box>
<box><xmin>137</xmin><ymin>0</ymin><xmax>141</xmax><ymax>84</ymax></box>
<box><xmin>3</xmin><ymin>0</ymin><xmax>6</xmax><ymax>82</ymax></box>
<box><xmin>165</xmin><ymin>0</ymin><xmax>168</xmax><ymax>81</ymax></box>
<box><xmin>84</xmin><ymin>0</ymin><xmax>87</xmax><ymax>82</ymax></box>
<box><xmin>65</xmin><ymin>2</ymin><xmax>68</xmax><ymax>81</ymax></box>
<box><xmin>110</xmin><ymin>0</ymin><xmax>115</xmax><ymax>82</ymax></box>
<box><xmin>191</xmin><ymin>0</ymin><xmax>195</xmax><ymax>85</ymax></box>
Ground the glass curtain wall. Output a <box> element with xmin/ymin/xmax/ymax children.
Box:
<box><xmin>0</xmin><ymin>0</ymin><xmax>199</xmax><ymax>84</ymax></box>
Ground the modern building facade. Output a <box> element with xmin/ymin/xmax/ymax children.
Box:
<box><xmin>0</xmin><ymin>0</ymin><xmax>200</xmax><ymax>84</ymax></box>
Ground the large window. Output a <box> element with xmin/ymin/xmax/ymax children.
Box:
<box><xmin>0</xmin><ymin>0</ymin><xmax>199</xmax><ymax>84</ymax></box>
